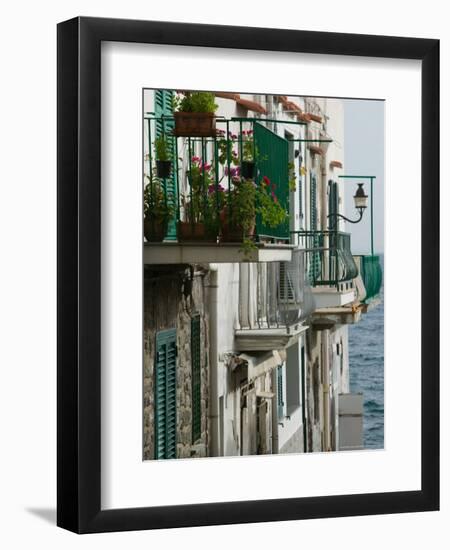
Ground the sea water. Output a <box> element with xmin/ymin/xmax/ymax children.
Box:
<box><xmin>348</xmin><ymin>256</ymin><xmax>385</xmax><ymax>449</ymax></box>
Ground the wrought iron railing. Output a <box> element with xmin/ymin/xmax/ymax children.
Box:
<box><xmin>354</xmin><ymin>255</ymin><xmax>382</xmax><ymax>302</ymax></box>
<box><xmin>143</xmin><ymin>115</ymin><xmax>301</xmax><ymax>243</ymax></box>
<box><xmin>238</xmin><ymin>249</ymin><xmax>314</xmax><ymax>331</ymax></box>
<box><xmin>291</xmin><ymin>230</ymin><xmax>359</xmax><ymax>289</ymax></box>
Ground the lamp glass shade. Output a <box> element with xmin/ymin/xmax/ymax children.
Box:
<box><xmin>354</xmin><ymin>183</ymin><xmax>368</xmax><ymax>209</ymax></box>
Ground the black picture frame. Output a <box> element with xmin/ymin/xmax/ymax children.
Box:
<box><xmin>57</xmin><ymin>16</ymin><xmax>439</xmax><ymax>533</ymax></box>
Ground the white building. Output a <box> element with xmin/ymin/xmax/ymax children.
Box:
<box><xmin>142</xmin><ymin>90</ymin><xmax>382</xmax><ymax>459</ymax></box>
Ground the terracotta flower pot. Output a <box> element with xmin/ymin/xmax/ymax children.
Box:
<box><xmin>177</xmin><ymin>221</ymin><xmax>217</xmax><ymax>243</ymax></box>
<box><xmin>173</xmin><ymin>112</ymin><xmax>216</xmax><ymax>137</ymax></box>
<box><xmin>219</xmin><ymin>210</ymin><xmax>255</xmax><ymax>243</ymax></box>
<box><xmin>144</xmin><ymin>218</ymin><xmax>167</xmax><ymax>242</ymax></box>
<box><xmin>156</xmin><ymin>160</ymin><xmax>172</xmax><ymax>179</ymax></box>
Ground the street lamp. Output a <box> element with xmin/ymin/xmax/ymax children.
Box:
<box><xmin>328</xmin><ymin>182</ymin><xmax>368</xmax><ymax>226</ymax></box>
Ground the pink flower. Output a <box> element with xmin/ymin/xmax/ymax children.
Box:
<box><xmin>202</xmin><ymin>163</ymin><xmax>211</xmax><ymax>172</ymax></box>
<box><xmin>262</xmin><ymin>176</ymin><xmax>270</xmax><ymax>186</ymax></box>
<box><xmin>208</xmin><ymin>184</ymin><xmax>225</xmax><ymax>194</ymax></box>
<box><xmin>191</xmin><ymin>156</ymin><xmax>200</xmax><ymax>163</ymax></box>
<box><xmin>225</xmin><ymin>166</ymin><xmax>240</xmax><ymax>177</ymax></box>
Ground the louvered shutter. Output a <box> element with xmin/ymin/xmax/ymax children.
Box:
<box><xmin>154</xmin><ymin>90</ymin><xmax>178</xmax><ymax>240</ymax></box>
<box><xmin>328</xmin><ymin>180</ymin><xmax>338</xmax><ymax>229</ymax></box>
<box><xmin>154</xmin><ymin>328</ymin><xmax>177</xmax><ymax>459</ymax></box>
<box><xmin>277</xmin><ymin>365</ymin><xmax>284</xmax><ymax>419</ymax></box>
<box><xmin>191</xmin><ymin>316</ymin><xmax>201</xmax><ymax>443</ymax></box>
<box><xmin>309</xmin><ymin>173</ymin><xmax>321</xmax><ymax>284</ymax></box>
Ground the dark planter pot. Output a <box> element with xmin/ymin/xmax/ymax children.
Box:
<box><xmin>241</xmin><ymin>161</ymin><xmax>255</xmax><ymax>179</ymax></box>
<box><xmin>173</xmin><ymin>112</ymin><xmax>216</xmax><ymax>137</ymax></box>
<box><xmin>177</xmin><ymin>221</ymin><xmax>217</xmax><ymax>243</ymax></box>
<box><xmin>156</xmin><ymin>160</ymin><xmax>172</xmax><ymax>179</ymax></box>
<box><xmin>144</xmin><ymin>218</ymin><xmax>167</xmax><ymax>242</ymax></box>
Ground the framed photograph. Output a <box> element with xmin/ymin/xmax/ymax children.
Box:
<box><xmin>57</xmin><ymin>17</ymin><xmax>439</xmax><ymax>533</ymax></box>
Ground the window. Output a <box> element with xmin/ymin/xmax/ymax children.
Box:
<box><xmin>154</xmin><ymin>328</ymin><xmax>177</xmax><ymax>459</ymax></box>
<box><xmin>191</xmin><ymin>315</ymin><xmax>201</xmax><ymax>443</ymax></box>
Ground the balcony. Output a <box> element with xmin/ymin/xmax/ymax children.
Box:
<box><xmin>234</xmin><ymin>249</ymin><xmax>313</xmax><ymax>351</ymax></box>
<box><xmin>353</xmin><ymin>255</ymin><xmax>383</xmax><ymax>311</ymax></box>
<box><xmin>292</xmin><ymin>231</ymin><xmax>358</xmax><ymax>310</ymax></box>
<box><xmin>143</xmin><ymin>115</ymin><xmax>300</xmax><ymax>264</ymax></box>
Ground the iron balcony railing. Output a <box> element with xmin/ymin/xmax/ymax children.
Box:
<box><xmin>353</xmin><ymin>255</ymin><xmax>382</xmax><ymax>302</ymax></box>
<box><xmin>238</xmin><ymin>249</ymin><xmax>315</xmax><ymax>331</ymax></box>
<box><xmin>143</xmin><ymin>115</ymin><xmax>303</xmax><ymax>243</ymax></box>
<box><xmin>291</xmin><ymin>230</ymin><xmax>359</xmax><ymax>290</ymax></box>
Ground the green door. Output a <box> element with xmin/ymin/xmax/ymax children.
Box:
<box><xmin>154</xmin><ymin>328</ymin><xmax>177</xmax><ymax>459</ymax></box>
<box><xmin>154</xmin><ymin>90</ymin><xmax>178</xmax><ymax>240</ymax></box>
<box><xmin>254</xmin><ymin>122</ymin><xmax>289</xmax><ymax>240</ymax></box>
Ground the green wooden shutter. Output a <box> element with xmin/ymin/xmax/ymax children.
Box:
<box><xmin>277</xmin><ymin>365</ymin><xmax>284</xmax><ymax>419</ymax></box>
<box><xmin>154</xmin><ymin>90</ymin><xmax>177</xmax><ymax>240</ymax></box>
<box><xmin>154</xmin><ymin>328</ymin><xmax>177</xmax><ymax>459</ymax></box>
<box><xmin>309</xmin><ymin>173</ymin><xmax>321</xmax><ymax>284</ymax></box>
<box><xmin>328</xmin><ymin>180</ymin><xmax>338</xmax><ymax>229</ymax></box>
<box><xmin>191</xmin><ymin>316</ymin><xmax>201</xmax><ymax>443</ymax></box>
<box><xmin>310</xmin><ymin>172</ymin><xmax>318</xmax><ymax>231</ymax></box>
<box><xmin>254</xmin><ymin>122</ymin><xmax>289</xmax><ymax>240</ymax></box>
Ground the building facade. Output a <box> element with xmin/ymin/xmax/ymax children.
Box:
<box><xmin>143</xmin><ymin>90</ymin><xmax>382</xmax><ymax>459</ymax></box>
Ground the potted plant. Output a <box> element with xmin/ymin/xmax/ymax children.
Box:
<box><xmin>178</xmin><ymin>157</ymin><xmax>219</xmax><ymax>242</ymax></box>
<box><xmin>240</xmin><ymin>129</ymin><xmax>256</xmax><ymax>179</ymax></box>
<box><xmin>154</xmin><ymin>135</ymin><xmax>172</xmax><ymax>178</ymax></box>
<box><xmin>173</xmin><ymin>92</ymin><xmax>218</xmax><ymax>137</ymax></box>
<box><xmin>220</xmin><ymin>178</ymin><xmax>256</xmax><ymax>243</ymax></box>
<box><xmin>143</xmin><ymin>175</ymin><xmax>175</xmax><ymax>242</ymax></box>
<box><xmin>220</xmin><ymin>175</ymin><xmax>288</xmax><ymax>256</ymax></box>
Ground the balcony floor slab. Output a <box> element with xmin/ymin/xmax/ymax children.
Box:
<box><xmin>311</xmin><ymin>287</ymin><xmax>356</xmax><ymax>309</ymax></box>
<box><xmin>234</xmin><ymin>324</ymin><xmax>309</xmax><ymax>352</ymax></box>
<box><xmin>311</xmin><ymin>305</ymin><xmax>362</xmax><ymax>328</ymax></box>
<box><xmin>144</xmin><ymin>242</ymin><xmax>294</xmax><ymax>264</ymax></box>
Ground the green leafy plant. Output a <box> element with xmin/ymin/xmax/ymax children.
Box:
<box><xmin>154</xmin><ymin>135</ymin><xmax>172</xmax><ymax>161</ymax></box>
<box><xmin>258</xmin><ymin>176</ymin><xmax>288</xmax><ymax>227</ymax></box>
<box><xmin>144</xmin><ymin>174</ymin><xmax>175</xmax><ymax>222</ymax></box>
<box><xmin>173</xmin><ymin>92</ymin><xmax>218</xmax><ymax>114</ymax></box>
<box><xmin>288</xmin><ymin>161</ymin><xmax>297</xmax><ymax>191</ymax></box>
<box><xmin>241</xmin><ymin>129</ymin><xmax>255</xmax><ymax>162</ymax></box>
<box><xmin>220</xmin><ymin>174</ymin><xmax>288</xmax><ymax>257</ymax></box>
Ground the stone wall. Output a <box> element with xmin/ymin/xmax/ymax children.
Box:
<box><xmin>143</xmin><ymin>265</ymin><xmax>209</xmax><ymax>460</ymax></box>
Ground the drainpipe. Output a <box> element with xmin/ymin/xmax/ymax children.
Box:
<box><xmin>207</xmin><ymin>264</ymin><xmax>220</xmax><ymax>457</ymax></box>
<box><xmin>322</xmin><ymin>329</ymin><xmax>331</xmax><ymax>451</ymax></box>
<box><xmin>271</xmin><ymin>368</ymin><xmax>279</xmax><ymax>454</ymax></box>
